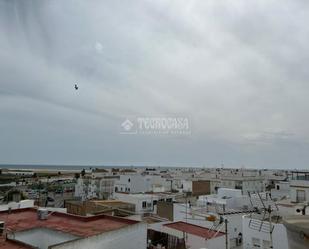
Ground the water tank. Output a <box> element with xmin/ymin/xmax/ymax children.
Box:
<box><xmin>207</xmin><ymin>215</ymin><xmax>216</xmax><ymax>221</ymax></box>
<box><xmin>37</xmin><ymin>208</ymin><xmax>49</xmax><ymax>220</ymax></box>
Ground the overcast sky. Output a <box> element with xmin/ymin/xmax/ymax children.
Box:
<box><xmin>1</xmin><ymin>0</ymin><xmax>309</xmax><ymax>168</ymax></box>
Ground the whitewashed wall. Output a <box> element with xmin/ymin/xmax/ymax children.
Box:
<box><xmin>0</xmin><ymin>199</ymin><xmax>34</xmax><ymax>211</ymax></box>
<box><xmin>242</xmin><ymin>216</ymin><xmax>288</xmax><ymax>249</ymax></box>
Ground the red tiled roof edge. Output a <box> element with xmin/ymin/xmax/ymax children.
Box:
<box><xmin>0</xmin><ymin>207</ymin><xmax>139</xmax><ymax>225</ymax></box>
<box><xmin>163</xmin><ymin>221</ymin><xmax>225</xmax><ymax>238</ymax></box>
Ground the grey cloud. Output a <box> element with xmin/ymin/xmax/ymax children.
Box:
<box><xmin>1</xmin><ymin>0</ymin><xmax>309</xmax><ymax>168</ymax></box>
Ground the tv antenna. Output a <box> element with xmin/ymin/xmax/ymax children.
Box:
<box><xmin>248</xmin><ymin>192</ymin><xmax>280</xmax><ymax>249</ymax></box>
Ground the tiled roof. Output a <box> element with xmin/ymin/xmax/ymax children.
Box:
<box><xmin>0</xmin><ymin>208</ymin><xmax>139</xmax><ymax>238</ymax></box>
<box><xmin>163</xmin><ymin>221</ymin><xmax>225</xmax><ymax>239</ymax></box>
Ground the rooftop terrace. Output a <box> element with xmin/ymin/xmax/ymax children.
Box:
<box><xmin>0</xmin><ymin>208</ymin><xmax>139</xmax><ymax>249</ymax></box>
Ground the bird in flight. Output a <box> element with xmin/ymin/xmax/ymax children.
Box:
<box><xmin>74</xmin><ymin>84</ymin><xmax>79</xmax><ymax>90</ymax></box>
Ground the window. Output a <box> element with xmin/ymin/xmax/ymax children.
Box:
<box><xmin>142</xmin><ymin>201</ymin><xmax>147</xmax><ymax>209</ymax></box>
<box><xmin>276</xmin><ymin>185</ymin><xmax>280</xmax><ymax>190</ymax></box>
<box><xmin>262</xmin><ymin>240</ymin><xmax>271</xmax><ymax>249</ymax></box>
<box><xmin>252</xmin><ymin>237</ymin><xmax>260</xmax><ymax>248</ymax></box>
<box><xmin>153</xmin><ymin>200</ymin><xmax>158</xmax><ymax>205</ymax></box>
<box><xmin>296</xmin><ymin>190</ymin><xmax>306</xmax><ymax>202</ymax></box>
<box><xmin>128</xmin><ymin>178</ymin><xmax>131</xmax><ymax>182</ymax></box>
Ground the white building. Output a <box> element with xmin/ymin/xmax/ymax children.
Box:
<box><xmin>75</xmin><ymin>176</ymin><xmax>119</xmax><ymax>201</ymax></box>
<box><xmin>270</xmin><ymin>181</ymin><xmax>290</xmax><ymax>201</ymax></box>
<box><xmin>74</xmin><ymin>178</ymin><xmax>89</xmax><ymax>201</ymax></box>
<box><xmin>0</xmin><ymin>207</ymin><xmax>146</xmax><ymax>249</ymax></box>
<box><xmin>242</xmin><ymin>215</ymin><xmax>288</xmax><ymax>249</ymax></box>
<box><xmin>219</xmin><ymin>176</ymin><xmax>265</xmax><ymax>194</ymax></box>
<box><xmin>197</xmin><ymin>188</ymin><xmax>252</xmax><ymax>211</ymax></box>
<box><xmin>155</xmin><ymin>190</ymin><xmax>248</xmax><ymax>248</ymax></box>
<box><xmin>290</xmin><ymin>171</ymin><xmax>309</xmax><ymax>203</ymax></box>
<box><xmin>114</xmin><ymin>174</ymin><xmax>171</xmax><ymax>194</ymax></box>
<box><xmin>114</xmin><ymin>192</ymin><xmax>175</xmax><ymax>214</ymax></box>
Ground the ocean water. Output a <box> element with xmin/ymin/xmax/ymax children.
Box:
<box><xmin>0</xmin><ymin>164</ymin><xmax>130</xmax><ymax>171</ymax></box>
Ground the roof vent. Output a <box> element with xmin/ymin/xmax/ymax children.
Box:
<box><xmin>37</xmin><ymin>208</ymin><xmax>49</xmax><ymax>220</ymax></box>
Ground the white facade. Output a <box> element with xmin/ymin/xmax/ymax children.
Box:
<box><xmin>0</xmin><ymin>199</ymin><xmax>34</xmax><ymax>211</ymax></box>
<box><xmin>114</xmin><ymin>174</ymin><xmax>170</xmax><ymax>194</ymax></box>
<box><xmin>271</xmin><ymin>181</ymin><xmax>290</xmax><ymax>200</ymax></box>
<box><xmin>181</xmin><ymin>179</ymin><xmax>193</xmax><ymax>192</ymax></box>
<box><xmin>209</xmin><ymin>177</ymin><xmax>265</xmax><ymax>195</ymax></box>
<box><xmin>290</xmin><ymin>180</ymin><xmax>309</xmax><ymax>203</ymax></box>
<box><xmin>242</xmin><ymin>215</ymin><xmax>288</xmax><ymax>249</ymax></box>
<box><xmin>114</xmin><ymin>192</ymin><xmax>174</xmax><ymax>214</ymax></box>
<box><xmin>74</xmin><ymin>178</ymin><xmax>87</xmax><ymax>200</ymax></box>
<box><xmin>114</xmin><ymin>175</ymin><xmax>148</xmax><ymax>193</ymax></box>
<box><xmin>197</xmin><ymin>188</ymin><xmax>252</xmax><ymax>210</ymax></box>
<box><xmin>74</xmin><ymin>178</ymin><xmax>99</xmax><ymax>200</ymax></box>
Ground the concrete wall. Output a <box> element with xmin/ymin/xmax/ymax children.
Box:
<box><xmin>290</xmin><ymin>180</ymin><xmax>309</xmax><ymax>202</ymax></box>
<box><xmin>242</xmin><ymin>180</ymin><xmax>265</xmax><ymax>194</ymax></box>
<box><xmin>50</xmin><ymin>223</ymin><xmax>147</xmax><ymax>249</ymax></box>
<box><xmin>0</xmin><ymin>200</ymin><xmax>34</xmax><ymax>211</ymax></box>
<box><xmin>65</xmin><ymin>201</ymin><xmax>86</xmax><ymax>215</ymax></box>
<box><xmin>192</xmin><ymin>180</ymin><xmax>210</xmax><ymax>196</ymax></box>
<box><xmin>181</xmin><ymin>180</ymin><xmax>192</xmax><ymax>192</ymax></box>
<box><xmin>113</xmin><ymin>193</ymin><xmax>154</xmax><ymax>213</ymax></box>
<box><xmin>271</xmin><ymin>182</ymin><xmax>290</xmax><ymax>200</ymax></box>
<box><xmin>157</xmin><ymin>201</ymin><xmax>174</xmax><ymax>221</ymax></box>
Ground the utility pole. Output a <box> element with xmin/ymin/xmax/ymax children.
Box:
<box><xmin>185</xmin><ymin>192</ymin><xmax>188</xmax><ymax>223</ymax></box>
<box><xmin>225</xmin><ymin>218</ymin><xmax>228</xmax><ymax>249</ymax></box>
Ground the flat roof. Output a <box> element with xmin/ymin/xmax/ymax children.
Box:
<box><xmin>91</xmin><ymin>200</ymin><xmax>131</xmax><ymax>204</ymax></box>
<box><xmin>283</xmin><ymin>215</ymin><xmax>309</xmax><ymax>233</ymax></box>
<box><xmin>163</xmin><ymin>221</ymin><xmax>225</xmax><ymax>239</ymax></box>
<box><xmin>0</xmin><ymin>208</ymin><xmax>139</xmax><ymax>238</ymax></box>
<box><xmin>219</xmin><ymin>176</ymin><xmax>264</xmax><ymax>181</ymax></box>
